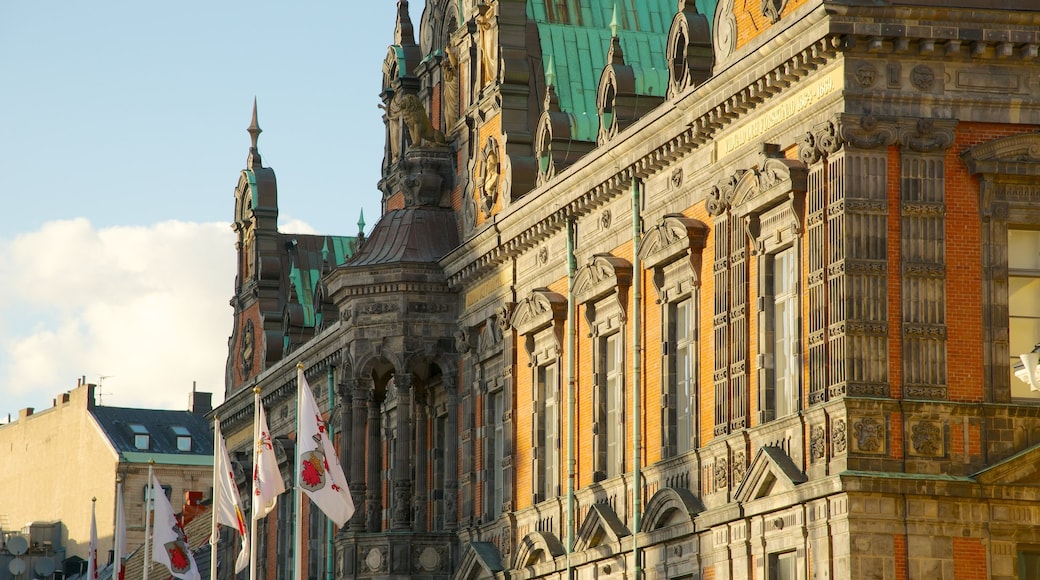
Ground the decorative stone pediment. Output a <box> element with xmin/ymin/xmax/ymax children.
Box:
<box><xmin>456</xmin><ymin>541</ymin><xmax>505</xmax><ymax>579</ymax></box>
<box><xmin>513</xmin><ymin>530</ymin><xmax>565</xmax><ymax>570</ymax></box>
<box><xmin>573</xmin><ymin>503</ymin><xmax>630</xmax><ymax>553</ymax></box>
<box><xmin>729</xmin><ymin>157</ymin><xmax>808</xmax><ymax>218</ymax></box>
<box><xmin>975</xmin><ymin>443</ymin><xmax>1040</xmax><ymax>485</ymax></box>
<box><xmin>574</xmin><ymin>254</ymin><xmax>632</xmax><ymax>306</ymax></box>
<box><xmin>639</xmin><ymin>215</ymin><xmax>709</xmax><ymax>270</ymax></box>
<box><xmin>962</xmin><ymin>132</ymin><xmax>1040</xmax><ymax>177</ymax></box>
<box><xmin>733</xmin><ymin>446</ymin><xmax>807</xmax><ymax>504</ymax></box>
<box><xmin>510</xmin><ymin>288</ymin><xmax>566</xmax><ymax>336</ymax></box>
<box><xmin>640</xmin><ymin>487</ymin><xmax>702</xmax><ymax>532</ymax></box>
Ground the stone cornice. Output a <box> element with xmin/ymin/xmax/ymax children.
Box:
<box><xmin>443</xmin><ymin>5</ymin><xmax>840</xmax><ymax>291</ymax></box>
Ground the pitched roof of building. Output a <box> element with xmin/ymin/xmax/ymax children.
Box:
<box><xmin>346</xmin><ymin>207</ymin><xmax>459</xmax><ymax>266</ymax></box>
<box><xmin>90</xmin><ymin>406</ymin><xmax>213</xmax><ymax>463</ymax></box>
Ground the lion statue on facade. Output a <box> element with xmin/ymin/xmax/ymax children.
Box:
<box><xmin>381</xmin><ymin>92</ymin><xmax>447</xmax><ymax>150</ymax></box>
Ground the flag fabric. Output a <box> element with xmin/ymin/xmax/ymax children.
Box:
<box><xmin>214</xmin><ymin>419</ymin><xmax>250</xmax><ymax>573</ymax></box>
<box><xmin>253</xmin><ymin>403</ymin><xmax>285</xmax><ymax>519</ymax></box>
<box><xmin>150</xmin><ymin>474</ymin><xmax>201</xmax><ymax>580</ymax></box>
<box><xmin>114</xmin><ymin>485</ymin><xmax>127</xmax><ymax>580</ymax></box>
<box><xmin>297</xmin><ymin>372</ymin><xmax>355</xmax><ymax>527</ymax></box>
<box><xmin>87</xmin><ymin>500</ymin><xmax>98</xmax><ymax>580</ymax></box>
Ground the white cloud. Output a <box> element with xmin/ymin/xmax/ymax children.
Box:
<box><xmin>0</xmin><ymin>219</ymin><xmax>236</xmax><ymax>416</ymax></box>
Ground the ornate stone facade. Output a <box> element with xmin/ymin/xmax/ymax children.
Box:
<box><xmin>213</xmin><ymin>1</ymin><xmax>1040</xmax><ymax>579</ymax></box>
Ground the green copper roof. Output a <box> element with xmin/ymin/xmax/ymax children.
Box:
<box><xmin>527</xmin><ymin>0</ymin><xmax>712</xmax><ymax>142</ymax></box>
<box><xmin>288</xmin><ymin>235</ymin><xmax>358</xmax><ymax>328</ymax></box>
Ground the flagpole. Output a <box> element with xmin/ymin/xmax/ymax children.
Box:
<box><xmin>114</xmin><ymin>477</ymin><xmax>125</xmax><ymax>580</ymax></box>
<box><xmin>211</xmin><ymin>417</ymin><xmax>222</xmax><ymax>580</ymax></box>
<box><xmin>144</xmin><ymin>461</ymin><xmax>154</xmax><ymax>580</ymax></box>
<box><xmin>294</xmin><ymin>363</ymin><xmax>305</xmax><ymax>580</ymax></box>
<box><xmin>249</xmin><ymin>388</ymin><xmax>260</xmax><ymax>580</ymax></box>
<box><xmin>325</xmin><ymin>366</ymin><xmax>335</xmax><ymax>580</ymax></box>
<box><xmin>89</xmin><ymin>497</ymin><xmax>97</xmax><ymax>580</ymax></box>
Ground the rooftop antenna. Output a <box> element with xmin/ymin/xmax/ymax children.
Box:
<box><xmin>97</xmin><ymin>375</ymin><xmax>113</xmax><ymax>405</ymax></box>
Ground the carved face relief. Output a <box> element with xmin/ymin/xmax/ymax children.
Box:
<box><xmin>910</xmin><ymin>65</ymin><xmax>935</xmax><ymax>91</ymax></box>
<box><xmin>855</xmin><ymin>64</ymin><xmax>877</xmax><ymax>88</ymax></box>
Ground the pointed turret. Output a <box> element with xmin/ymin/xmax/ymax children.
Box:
<box><xmin>247</xmin><ymin>98</ymin><xmax>262</xmax><ymax>168</ymax></box>
<box><xmin>394</xmin><ymin>0</ymin><xmax>416</xmax><ymax>48</ymax></box>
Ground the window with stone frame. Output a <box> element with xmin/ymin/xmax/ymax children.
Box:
<box><xmin>1020</xmin><ymin>549</ymin><xmax>1040</xmax><ymax>580</ymax></box>
<box><xmin>602</xmin><ymin>332</ymin><xmax>625</xmax><ymax>477</ymax></box>
<box><xmin>1010</xmin><ymin>229</ymin><xmax>1040</xmax><ymax>399</ymax></box>
<box><xmin>574</xmin><ymin>254</ymin><xmax>632</xmax><ymax>481</ymax></box>
<box><xmin>673</xmin><ymin>298</ymin><xmax>697</xmax><ymax>455</ymax></box>
<box><xmin>769</xmin><ymin>550</ymin><xmax>798</xmax><ymax>580</ymax></box>
<box><xmin>762</xmin><ymin>244</ymin><xmax>801</xmax><ymax>420</ymax></box>
<box><xmin>962</xmin><ymin>133</ymin><xmax>1040</xmax><ymax>403</ymax></box>
<box><xmin>510</xmin><ymin>288</ymin><xmax>567</xmax><ymax>504</ymax></box>
<box><xmin>489</xmin><ymin>386</ymin><xmax>506</xmax><ymax>517</ymax></box>
<box><xmin>638</xmin><ymin>215</ymin><xmax>708</xmax><ymax>458</ymax></box>
<box><xmin>537</xmin><ymin>361</ymin><xmax>560</xmax><ymax>500</ymax></box>
<box><xmin>307</xmin><ymin>501</ymin><xmax>327</xmax><ymax>580</ymax></box>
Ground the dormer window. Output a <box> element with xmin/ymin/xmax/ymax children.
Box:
<box><xmin>129</xmin><ymin>423</ymin><xmax>150</xmax><ymax>450</ymax></box>
<box><xmin>172</xmin><ymin>426</ymin><xmax>192</xmax><ymax>451</ymax></box>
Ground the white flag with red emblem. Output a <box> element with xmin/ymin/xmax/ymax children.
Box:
<box><xmin>296</xmin><ymin>371</ymin><xmax>354</xmax><ymax>527</ymax></box>
<box><xmin>253</xmin><ymin>403</ymin><xmax>285</xmax><ymax>519</ymax></box>
<box><xmin>150</xmin><ymin>474</ymin><xmax>201</xmax><ymax>580</ymax></box>
<box><xmin>214</xmin><ymin>418</ymin><xmax>249</xmax><ymax>572</ymax></box>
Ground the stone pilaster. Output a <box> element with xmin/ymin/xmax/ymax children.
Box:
<box><xmin>392</xmin><ymin>374</ymin><xmax>414</xmax><ymax>531</ymax></box>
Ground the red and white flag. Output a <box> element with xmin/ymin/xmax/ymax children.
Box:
<box><xmin>114</xmin><ymin>484</ymin><xmax>126</xmax><ymax>580</ymax></box>
<box><xmin>150</xmin><ymin>473</ymin><xmax>201</xmax><ymax>580</ymax></box>
<box><xmin>253</xmin><ymin>403</ymin><xmax>285</xmax><ymax>519</ymax></box>
<box><xmin>297</xmin><ymin>371</ymin><xmax>355</xmax><ymax>527</ymax></box>
<box><xmin>214</xmin><ymin>418</ymin><xmax>249</xmax><ymax>573</ymax></box>
<box><xmin>86</xmin><ymin>500</ymin><xmax>98</xmax><ymax>580</ymax></box>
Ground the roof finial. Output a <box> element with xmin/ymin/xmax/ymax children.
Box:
<box><xmin>394</xmin><ymin>0</ymin><xmax>416</xmax><ymax>47</ymax></box>
<box><xmin>610</xmin><ymin>3</ymin><xmax>620</xmax><ymax>38</ymax></box>
<box><xmin>545</xmin><ymin>54</ymin><xmax>556</xmax><ymax>88</ymax></box>
<box><xmin>247</xmin><ymin>98</ymin><xmax>263</xmax><ymax>168</ymax></box>
<box><xmin>357</xmin><ymin>208</ymin><xmax>366</xmax><ymax>235</ymax></box>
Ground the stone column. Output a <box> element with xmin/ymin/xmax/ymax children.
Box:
<box><xmin>391</xmin><ymin>374</ymin><xmax>414</xmax><ymax>531</ymax></box>
<box><xmin>413</xmin><ymin>389</ymin><xmax>428</xmax><ymax>532</ymax></box>
<box><xmin>365</xmin><ymin>378</ymin><xmax>381</xmax><ymax>533</ymax></box>
<box><xmin>348</xmin><ymin>377</ymin><xmax>369</xmax><ymax>533</ymax></box>
<box><xmin>444</xmin><ymin>382</ymin><xmax>459</xmax><ymax>530</ymax></box>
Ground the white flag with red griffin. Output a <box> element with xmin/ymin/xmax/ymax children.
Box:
<box><xmin>150</xmin><ymin>474</ymin><xmax>201</xmax><ymax>580</ymax></box>
<box><xmin>253</xmin><ymin>402</ymin><xmax>285</xmax><ymax>519</ymax></box>
<box><xmin>87</xmin><ymin>500</ymin><xmax>98</xmax><ymax>580</ymax></box>
<box><xmin>214</xmin><ymin>418</ymin><xmax>250</xmax><ymax>572</ymax></box>
<box><xmin>297</xmin><ymin>372</ymin><xmax>355</xmax><ymax>527</ymax></box>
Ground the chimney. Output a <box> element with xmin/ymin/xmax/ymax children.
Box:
<box><xmin>181</xmin><ymin>491</ymin><xmax>205</xmax><ymax>526</ymax></box>
<box><xmin>18</xmin><ymin>407</ymin><xmax>34</xmax><ymax>420</ymax></box>
<box><xmin>189</xmin><ymin>389</ymin><xmax>212</xmax><ymax>416</ymax></box>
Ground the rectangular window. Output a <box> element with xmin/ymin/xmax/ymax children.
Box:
<box><xmin>306</xmin><ymin>503</ymin><xmax>326</xmax><ymax>580</ymax></box>
<box><xmin>1021</xmin><ymin>549</ymin><xmax>1040</xmax><ymax>580</ymax></box>
<box><xmin>491</xmin><ymin>390</ymin><xmax>505</xmax><ymax>517</ymax></box>
<box><xmin>675</xmin><ymin>299</ymin><xmax>696</xmax><ymax>455</ymax></box>
<box><xmin>538</xmin><ymin>363</ymin><xmax>559</xmax><ymax>499</ymax></box>
<box><xmin>172</xmin><ymin>426</ymin><xmax>191</xmax><ymax>451</ymax></box>
<box><xmin>770</xmin><ymin>550</ymin><xmax>797</xmax><ymax>580</ymax></box>
<box><xmin>129</xmin><ymin>423</ymin><xmax>150</xmax><ymax>450</ymax></box>
<box><xmin>1010</xmin><ymin>229</ymin><xmax>1040</xmax><ymax>399</ymax></box>
<box><xmin>605</xmin><ymin>333</ymin><xmax>624</xmax><ymax>476</ymax></box>
<box><xmin>434</xmin><ymin>414</ymin><xmax>447</xmax><ymax>530</ymax></box>
<box><xmin>276</xmin><ymin>497</ymin><xmax>295</xmax><ymax>580</ymax></box>
<box><xmin>772</xmin><ymin>247</ymin><xmax>800</xmax><ymax>418</ymax></box>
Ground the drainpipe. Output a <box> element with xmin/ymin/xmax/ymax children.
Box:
<box><xmin>632</xmin><ymin>177</ymin><xmax>643</xmax><ymax>579</ymax></box>
<box><xmin>326</xmin><ymin>365</ymin><xmax>335</xmax><ymax>580</ymax></box>
<box><xmin>566</xmin><ymin>217</ymin><xmax>577</xmax><ymax>579</ymax></box>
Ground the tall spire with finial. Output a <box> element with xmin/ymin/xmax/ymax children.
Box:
<box><xmin>607</xmin><ymin>3</ymin><xmax>625</xmax><ymax>65</ymax></box>
<box><xmin>357</xmin><ymin>208</ymin><xmax>366</xmax><ymax>235</ymax></box>
<box><xmin>247</xmin><ymin>97</ymin><xmax>262</xmax><ymax>168</ymax></box>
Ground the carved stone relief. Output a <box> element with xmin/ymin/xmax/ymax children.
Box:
<box><xmin>479</xmin><ymin>138</ymin><xmax>501</xmax><ymax>218</ymax></box>
<box><xmin>909</xmin><ymin>420</ymin><xmax>943</xmax><ymax>457</ymax></box>
<box><xmin>852</xmin><ymin>416</ymin><xmax>885</xmax><ymax>454</ymax></box>
<box><xmin>832</xmin><ymin>418</ymin><xmax>847</xmax><ymax>454</ymax></box>
<box><xmin>761</xmin><ymin>0</ymin><xmax>787</xmax><ymax>24</ymax></box>
<box><xmin>810</xmin><ymin>425</ymin><xmax>827</xmax><ymax>462</ymax></box>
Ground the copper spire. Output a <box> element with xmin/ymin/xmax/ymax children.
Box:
<box><xmin>247</xmin><ymin>97</ymin><xmax>262</xmax><ymax>168</ymax></box>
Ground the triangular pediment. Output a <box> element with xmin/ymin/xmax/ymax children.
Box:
<box><xmin>975</xmin><ymin>443</ymin><xmax>1040</xmax><ymax>485</ymax></box>
<box><xmin>733</xmin><ymin>446</ymin><xmax>807</xmax><ymax>504</ymax></box>
<box><xmin>573</xmin><ymin>503</ymin><xmax>630</xmax><ymax>553</ymax></box>
<box><xmin>454</xmin><ymin>542</ymin><xmax>504</xmax><ymax>580</ymax></box>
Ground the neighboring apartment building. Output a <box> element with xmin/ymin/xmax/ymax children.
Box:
<box><xmin>0</xmin><ymin>382</ymin><xmax>214</xmax><ymax>566</ymax></box>
<box><xmin>213</xmin><ymin>0</ymin><xmax>1040</xmax><ymax>578</ymax></box>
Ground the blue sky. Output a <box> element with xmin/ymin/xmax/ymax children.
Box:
<box><xmin>0</xmin><ymin>2</ymin><xmax>418</xmax><ymax>416</ymax></box>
